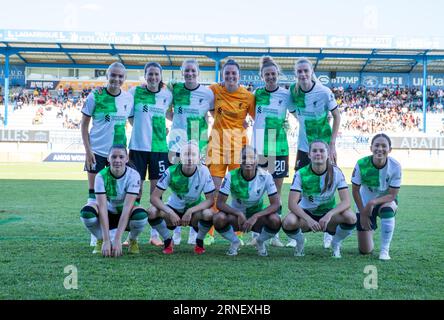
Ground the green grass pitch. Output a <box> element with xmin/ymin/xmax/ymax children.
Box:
<box><xmin>0</xmin><ymin>163</ymin><xmax>443</xmax><ymax>299</ymax></box>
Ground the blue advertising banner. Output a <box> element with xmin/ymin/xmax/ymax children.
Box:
<box><xmin>1</xmin><ymin>29</ymin><xmax>444</xmax><ymax>49</ymax></box>
<box><xmin>0</xmin><ymin>65</ymin><xmax>26</xmax><ymax>86</ymax></box>
<box><xmin>43</xmin><ymin>153</ymin><xmax>85</xmax><ymax>162</ymax></box>
<box><xmin>240</xmin><ymin>71</ymin><xmax>444</xmax><ymax>90</ymax></box>
<box><xmin>26</xmin><ymin>80</ymin><xmax>60</xmax><ymax>90</ymax></box>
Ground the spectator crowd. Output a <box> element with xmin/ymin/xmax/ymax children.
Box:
<box><xmin>1</xmin><ymin>84</ymin><xmax>444</xmax><ymax>134</ymax></box>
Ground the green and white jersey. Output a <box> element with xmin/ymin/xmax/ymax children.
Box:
<box><xmin>168</xmin><ymin>83</ymin><xmax>214</xmax><ymax>154</ymax></box>
<box><xmin>290</xmin><ymin>165</ymin><xmax>348</xmax><ymax>215</ymax></box>
<box><xmin>289</xmin><ymin>82</ymin><xmax>337</xmax><ymax>152</ymax></box>
<box><xmin>219</xmin><ymin>167</ymin><xmax>277</xmax><ymax>216</ymax></box>
<box><xmin>252</xmin><ymin>87</ymin><xmax>295</xmax><ymax>156</ymax></box>
<box><xmin>94</xmin><ymin>166</ymin><xmax>141</xmax><ymax>214</ymax></box>
<box><xmin>351</xmin><ymin>156</ymin><xmax>402</xmax><ymax>207</ymax></box>
<box><xmin>156</xmin><ymin>164</ymin><xmax>215</xmax><ymax>211</ymax></box>
<box><xmin>82</xmin><ymin>89</ymin><xmax>133</xmax><ymax>157</ymax></box>
<box><xmin>128</xmin><ymin>86</ymin><xmax>173</xmax><ymax>152</ymax></box>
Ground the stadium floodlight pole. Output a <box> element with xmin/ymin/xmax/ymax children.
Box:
<box><xmin>422</xmin><ymin>56</ymin><xmax>427</xmax><ymax>134</ymax></box>
<box><xmin>3</xmin><ymin>52</ymin><xmax>9</xmax><ymax>127</ymax></box>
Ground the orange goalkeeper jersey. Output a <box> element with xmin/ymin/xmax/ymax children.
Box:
<box><xmin>208</xmin><ymin>83</ymin><xmax>255</xmax><ymax>159</ymax></box>
<box><xmin>209</xmin><ymin>83</ymin><xmax>255</xmax><ymax>132</ymax></box>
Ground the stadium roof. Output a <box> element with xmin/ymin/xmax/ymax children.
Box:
<box><xmin>2</xmin><ymin>41</ymin><xmax>444</xmax><ymax>73</ymax></box>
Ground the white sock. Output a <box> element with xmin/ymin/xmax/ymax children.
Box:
<box><xmin>332</xmin><ymin>225</ymin><xmax>353</xmax><ymax>246</ymax></box>
<box><xmin>285</xmin><ymin>228</ymin><xmax>303</xmax><ymax>242</ymax></box>
<box><xmin>129</xmin><ymin>218</ymin><xmax>148</xmax><ymax>240</ymax></box>
<box><xmin>80</xmin><ymin>216</ymin><xmax>102</xmax><ymax>240</ymax></box>
<box><xmin>380</xmin><ymin>218</ymin><xmax>395</xmax><ymax>253</ymax></box>
<box><xmin>151</xmin><ymin>228</ymin><xmax>160</xmax><ymax>239</ymax></box>
<box><xmin>257</xmin><ymin>227</ymin><xmax>277</xmax><ymax>243</ymax></box>
<box><xmin>174</xmin><ymin>226</ymin><xmax>182</xmax><ymax>235</ymax></box>
<box><xmin>90</xmin><ymin>234</ymin><xmax>97</xmax><ymax>246</ymax></box>
<box><xmin>189</xmin><ymin>227</ymin><xmax>198</xmax><ymax>237</ymax></box>
<box><xmin>218</xmin><ymin>226</ymin><xmax>239</xmax><ymax>243</ymax></box>
<box><xmin>197</xmin><ymin>221</ymin><xmax>211</xmax><ymax>240</ymax></box>
<box><xmin>152</xmin><ymin>220</ymin><xmax>171</xmax><ymax>241</ymax></box>
<box><xmin>295</xmin><ymin>230</ymin><xmax>304</xmax><ymax>247</ymax></box>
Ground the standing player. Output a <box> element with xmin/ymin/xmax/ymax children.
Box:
<box><xmin>168</xmin><ymin>58</ymin><xmax>215</xmax><ymax>245</ymax></box>
<box><xmin>250</xmin><ymin>56</ymin><xmax>295</xmax><ymax>247</ymax></box>
<box><xmin>206</xmin><ymin>59</ymin><xmax>256</xmax><ymax>245</ymax></box>
<box><xmin>352</xmin><ymin>133</ymin><xmax>401</xmax><ymax>260</ymax></box>
<box><xmin>127</xmin><ymin>62</ymin><xmax>173</xmax><ymax>246</ymax></box>
<box><xmin>80</xmin><ymin>62</ymin><xmax>133</xmax><ymax>246</ymax></box>
<box><xmin>288</xmin><ymin>58</ymin><xmax>341</xmax><ymax>249</ymax></box>
<box><xmin>80</xmin><ymin>144</ymin><xmax>148</xmax><ymax>256</ymax></box>
<box><xmin>214</xmin><ymin>146</ymin><xmax>281</xmax><ymax>256</ymax></box>
<box><xmin>149</xmin><ymin>141</ymin><xmax>216</xmax><ymax>254</ymax></box>
<box><xmin>282</xmin><ymin>141</ymin><xmax>356</xmax><ymax>258</ymax></box>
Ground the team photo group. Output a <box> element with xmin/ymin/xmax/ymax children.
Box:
<box><xmin>79</xmin><ymin>56</ymin><xmax>401</xmax><ymax>261</ymax></box>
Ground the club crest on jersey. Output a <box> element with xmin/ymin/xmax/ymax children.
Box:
<box><xmin>199</xmin><ymin>98</ymin><xmax>203</xmax><ymax>104</ymax></box>
<box><xmin>257</xmin><ymin>106</ymin><xmax>262</xmax><ymax>113</ymax></box>
<box><xmin>143</xmin><ymin>105</ymin><xmax>149</xmax><ymax>112</ymax></box>
<box><xmin>105</xmin><ymin>114</ymin><xmax>111</xmax><ymax>122</ymax></box>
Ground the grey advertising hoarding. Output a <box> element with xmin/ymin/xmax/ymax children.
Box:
<box><xmin>0</xmin><ymin>130</ymin><xmax>49</xmax><ymax>142</ymax></box>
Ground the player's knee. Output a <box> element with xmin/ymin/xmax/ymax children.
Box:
<box><xmin>130</xmin><ymin>208</ymin><xmax>148</xmax><ymax>221</ymax></box>
<box><xmin>359</xmin><ymin>247</ymin><xmax>373</xmax><ymax>255</ymax></box>
<box><xmin>80</xmin><ymin>205</ymin><xmax>97</xmax><ymax>220</ymax></box>
<box><xmin>282</xmin><ymin>215</ymin><xmax>296</xmax><ymax>230</ymax></box>
<box><xmin>213</xmin><ymin>212</ymin><xmax>226</xmax><ymax>229</ymax></box>
<box><xmin>267</xmin><ymin>214</ymin><xmax>282</xmax><ymax>230</ymax></box>
<box><xmin>341</xmin><ymin>212</ymin><xmax>357</xmax><ymax>228</ymax></box>
<box><xmin>201</xmin><ymin>209</ymin><xmax>214</xmax><ymax>221</ymax></box>
<box><xmin>147</xmin><ymin>206</ymin><xmax>159</xmax><ymax>218</ymax></box>
<box><xmin>379</xmin><ymin>206</ymin><xmax>396</xmax><ymax>219</ymax></box>
<box><xmin>148</xmin><ymin>216</ymin><xmax>164</xmax><ymax>226</ymax></box>
<box><xmin>348</xmin><ymin>214</ymin><xmax>357</xmax><ymax>225</ymax></box>
<box><xmin>358</xmin><ymin>239</ymin><xmax>374</xmax><ymax>255</ymax></box>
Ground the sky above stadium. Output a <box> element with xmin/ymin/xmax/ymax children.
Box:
<box><xmin>0</xmin><ymin>0</ymin><xmax>442</xmax><ymax>37</ymax></box>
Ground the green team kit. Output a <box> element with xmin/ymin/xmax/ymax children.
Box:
<box><xmin>252</xmin><ymin>87</ymin><xmax>294</xmax><ymax>156</ymax></box>
<box><xmin>168</xmin><ymin>83</ymin><xmax>214</xmax><ymax>154</ymax></box>
<box><xmin>290</xmin><ymin>82</ymin><xmax>337</xmax><ymax>152</ymax></box>
<box><xmin>94</xmin><ymin>166</ymin><xmax>141</xmax><ymax>214</ymax></box>
<box><xmin>156</xmin><ymin>164</ymin><xmax>215</xmax><ymax>211</ymax></box>
<box><xmin>128</xmin><ymin>86</ymin><xmax>173</xmax><ymax>152</ymax></box>
<box><xmin>290</xmin><ymin>165</ymin><xmax>348</xmax><ymax>215</ymax></box>
<box><xmin>219</xmin><ymin>168</ymin><xmax>278</xmax><ymax>218</ymax></box>
<box><xmin>81</xmin><ymin>89</ymin><xmax>134</xmax><ymax>157</ymax></box>
<box><xmin>351</xmin><ymin>156</ymin><xmax>402</xmax><ymax>207</ymax></box>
